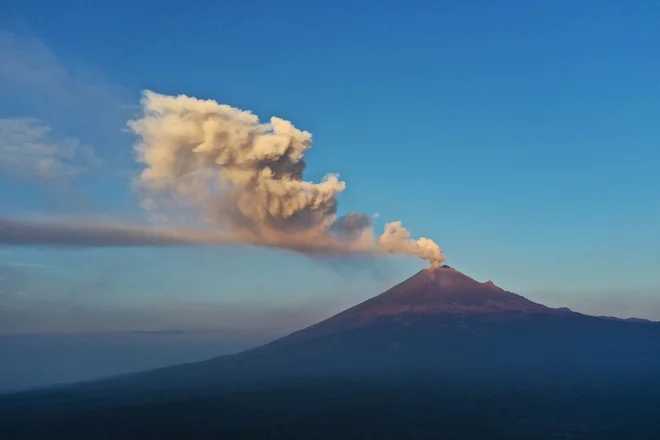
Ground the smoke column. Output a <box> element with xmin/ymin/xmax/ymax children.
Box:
<box><xmin>127</xmin><ymin>91</ymin><xmax>445</xmax><ymax>267</ymax></box>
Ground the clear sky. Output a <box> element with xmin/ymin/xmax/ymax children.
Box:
<box><xmin>1</xmin><ymin>0</ymin><xmax>659</xmax><ymax>335</ymax></box>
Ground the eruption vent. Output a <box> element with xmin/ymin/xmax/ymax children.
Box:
<box><xmin>124</xmin><ymin>91</ymin><xmax>444</xmax><ymax>266</ymax></box>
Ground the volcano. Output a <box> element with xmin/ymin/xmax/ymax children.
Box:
<box><xmin>207</xmin><ymin>266</ymin><xmax>659</xmax><ymax>375</ymax></box>
<box><xmin>4</xmin><ymin>267</ymin><xmax>660</xmax><ymax>439</ymax></box>
<box><xmin>76</xmin><ymin>266</ymin><xmax>660</xmax><ymax>391</ymax></box>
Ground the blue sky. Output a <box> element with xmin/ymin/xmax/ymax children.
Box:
<box><xmin>1</xmin><ymin>0</ymin><xmax>659</xmax><ymax>334</ymax></box>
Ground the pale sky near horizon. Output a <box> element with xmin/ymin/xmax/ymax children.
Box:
<box><xmin>1</xmin><ymin>0</ymin><xmax>659</xmax><ymax>335</ymax></box>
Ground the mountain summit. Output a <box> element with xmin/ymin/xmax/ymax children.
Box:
<box><xmin>338</xmin><ymin>265</ymin><xmax>548</xmax><ymax>317</ymax></box>
<box><xmin>270</xmin><ymin>266</ymin><xmax>553</xmax><ymax>346</ymax></box>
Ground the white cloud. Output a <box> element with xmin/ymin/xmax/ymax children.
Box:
<box><xmin>0</xmin><ymin>31</ymin><xmax>127</xmax><ymax>185</ymax></box>
<box><xmin>0</xmin><ymin>31</ymin><xmax>123</xmax><ymax>110</ymax></box>
<box><xmin>0</xmin><ymin>32</ymin><xmax>68</xmax><ymax>96</ymax></box>
<box><xmin>0</xmin><ymin>117</ymin><xmax>99</xmax><ymax>180</ymax></box>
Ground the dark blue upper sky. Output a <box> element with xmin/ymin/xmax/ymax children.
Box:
<box><xmin>0</xmin><ymin>0</ymin><xmax>659</xmax><ymax>333</ymax></box>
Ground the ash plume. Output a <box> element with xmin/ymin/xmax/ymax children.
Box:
<box><xmin>127</xmin><ymin>91</ymin><xmax>445</xmax><ymax>266</ymax></box>
<box><xmin>1</xmin><ymin>90</ymin><xmax>446</xmax><ymax>267</ymax></box>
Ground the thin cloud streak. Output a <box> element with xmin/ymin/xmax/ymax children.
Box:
<box><xmin>0</xmin><ymin>118</ymin><xmax>99</xmax><ymax>181</ymax></box>
<box><xmin>0</xmin><ymin>261</ymin><xmax>56</xmax><ymax>269</ymax></box>
<box><xmin>0</xmin><ymin>31</ymin><xmax>125</xmax><ymax>112</ymax></box>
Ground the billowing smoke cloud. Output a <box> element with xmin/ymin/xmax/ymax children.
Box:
<box><xmin>0</xmin><ymin>91</ymin><xmax>445</xmax><ymax>267</ymax></box>
<box><xmin>379</xmin><ymin>222</ymin><xmax>444</xmax><ymax>266</ymax></box>
<box><xmin>124</xmin><ymin>91</ymin><xmax>445</xmax><ymax>267</ymax></box>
